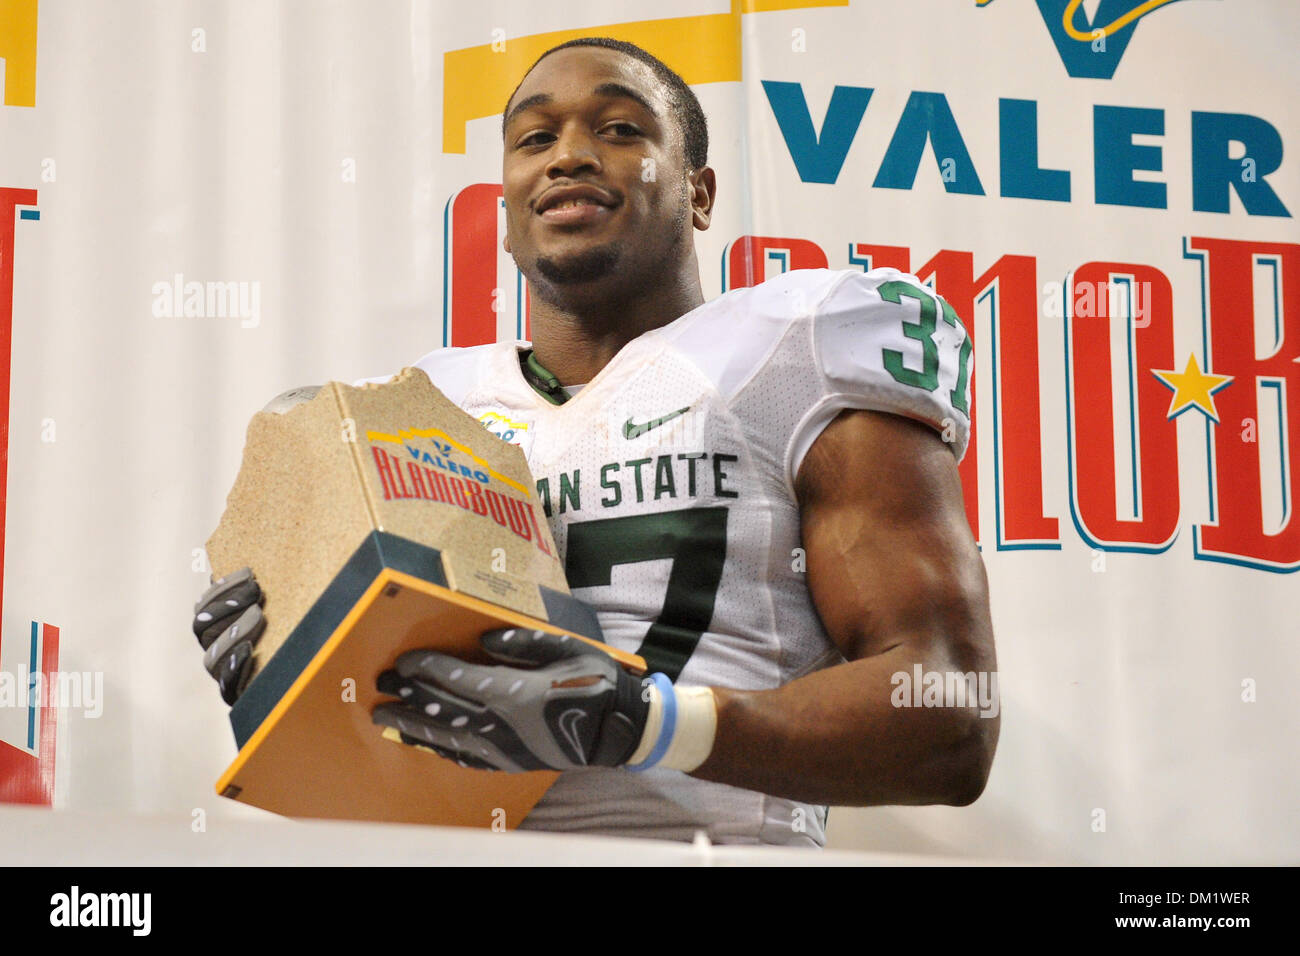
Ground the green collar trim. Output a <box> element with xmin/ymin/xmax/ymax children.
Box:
<box><xmin>519</xmin><ymin>348</ymin><xmax>569</xmax><ymax>405</ymax></box>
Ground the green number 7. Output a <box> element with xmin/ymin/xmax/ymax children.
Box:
<box><xmin>564</xmin><ymin>507</ymin><xmax>729</xmax><ymax>682</ymax></box>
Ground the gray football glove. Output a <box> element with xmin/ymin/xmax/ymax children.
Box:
<box><xmin>372</xmin><ymin>628</ymin><xmax>652</xmax><ymax>772</ymax></box>
<box><xmin>191</xmin><ymin>567</ymin><xmax>266</xmax><ymax>705</ymax></box>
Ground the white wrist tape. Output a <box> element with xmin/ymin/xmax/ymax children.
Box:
<box><xmin>627</xmin><ymin>682</ymin><xmax>717</xmax><ymax>773</ymax></box>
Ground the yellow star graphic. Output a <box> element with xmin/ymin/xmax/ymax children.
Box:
<box><xmin>1151</xmin><ymin>355</ymin><xmax>1233</xmax><ymax>423</ymax></box>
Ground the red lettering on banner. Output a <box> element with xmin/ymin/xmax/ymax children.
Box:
<box><xmin>974</xmin><ymin>255</ymin><xmax>1056</xmax><ymax>546</ymax></box>
<box><xmin>726</xmin><ymin>236</ymin><xmax>828</xmax><ymax>290</ymax></box>
<box><xmin>850</xmin><ymin>243</ymin><xmax>911</xmax><ymax>273</ymax></box>
<box><xmin>1068</xmin><ymin>263</ymin><xmax>1179</xmax><ymax>548</ymax></box>
<box><xmin>449</xmin><ymin>183</ymin><xmax>505</xmax><ymax>348</ymax></box>
<box><xmin>0</xmin><ymin>625</ymin><xmax>59</xmax><ymax>806</ymax></box>
<box><xmin>1191</xmin><ymin>238</ymin><xmax>1300</xmax><ymax>569</ymax></box>
<box><xmin>915</xmin><ymin>250</ymin><xmax>1060</xmax><ymax>547</ymax></box>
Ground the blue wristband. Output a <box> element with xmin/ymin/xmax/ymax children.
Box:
<box><xmin>625</xmin><ymin>672</ymin><xmax>676</xmax><ymax>772</ymax></box>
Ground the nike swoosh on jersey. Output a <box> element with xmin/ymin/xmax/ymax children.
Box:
<box><xmin>623</xmin><ymin>406</ymin><xmax>691</xmax><ymax>439</ymax></box>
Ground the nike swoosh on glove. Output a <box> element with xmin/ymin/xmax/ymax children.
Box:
<box><xmin>371</xmin><ymin>628</ymin><xmax>651</xmax><ymax>772</ymax></box>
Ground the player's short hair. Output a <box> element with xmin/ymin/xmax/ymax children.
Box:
<box><xmin>501</xmin><ymin>37</ymin><xmax>709</xmax><ymax>171</ymax></box>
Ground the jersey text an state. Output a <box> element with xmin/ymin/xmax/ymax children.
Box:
<box><xmin>535</xmin><ymin>451</ymin><xmax>741</xmax><ymax>517</ymax></box>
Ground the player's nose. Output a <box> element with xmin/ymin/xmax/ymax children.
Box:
<box><xmin>546</xmin><ymin>122</ymin><xmax>603</xmax><ymax>179</ymax></box>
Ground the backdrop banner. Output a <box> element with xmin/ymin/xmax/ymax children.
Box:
<box><xmin>0</xmin><ymin>0</ymin><xmax>1295</xmax><ymax>863</ymax></box>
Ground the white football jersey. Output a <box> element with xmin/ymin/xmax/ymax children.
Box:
<box><xmin>355</xmin><ymin>267</ymin><xmax>972</xmax><ymax>846</ymax></box>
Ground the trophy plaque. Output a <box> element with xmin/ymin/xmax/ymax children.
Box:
<box><xmin>206</xmin><ymin>367</ymin><xmax>644</xmax><ymax>828</ymax></box>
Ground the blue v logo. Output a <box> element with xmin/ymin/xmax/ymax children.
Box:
<box><xmin>980</xmin><ymin>0</ymin><xmax>1209</xmax><ymax>80</ymax></box>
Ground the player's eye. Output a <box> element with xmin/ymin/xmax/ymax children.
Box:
<box><xmin>603</xmin><ymin>122</ymin><xmax>641</xmax><ymax>137</ymax></box>
<box><xmin>516</xmin><ymin>130</ymin><xmax>555</xmax><ymax>148</ymax></box>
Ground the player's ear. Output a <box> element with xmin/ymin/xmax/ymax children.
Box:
<box><xmin>503</xmin><ymin>233</ymin><xmax>512</xmax><ymax>254</ymax></box>
<box><xmin>689</xmin><ymin>166</ymin><xmax>716</xmax><ymax>231</ymax></box>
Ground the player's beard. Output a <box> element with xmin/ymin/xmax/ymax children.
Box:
<box><xmin>535</xmin><ymin>242</ymin><xmax>621</xmax><ymax>285</ymax></box>
<box><xmin>531</xmin><ymin>183</ymin><xmax>691</xmax><ymax>290</ymax></box>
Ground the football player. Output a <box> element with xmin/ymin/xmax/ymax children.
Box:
<box><xmin>193</xmin><ymin>37</ymin><xmax>998</xmax><ymax>847</ymax></box>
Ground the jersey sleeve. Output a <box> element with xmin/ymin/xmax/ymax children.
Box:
<box><xmin>787</xmin><ymin>268</ymin><xmax>974</xmax><ymax>485</ymax></box>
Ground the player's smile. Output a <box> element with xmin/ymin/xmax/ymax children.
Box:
<box><xmin>538</xmin><ymin>200</ymin><xmax>612</xmax><ymax>226</ymax></box>
<box><xmin>534</xmin><ymin>183</ymin><xmax>620</xmax><ymax>227</ymax></box>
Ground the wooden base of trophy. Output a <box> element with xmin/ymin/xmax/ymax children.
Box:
<box><xmin>217</xmin><ymin>530</ymin><xmax>644</xmax><ymax>829</ymax></box>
